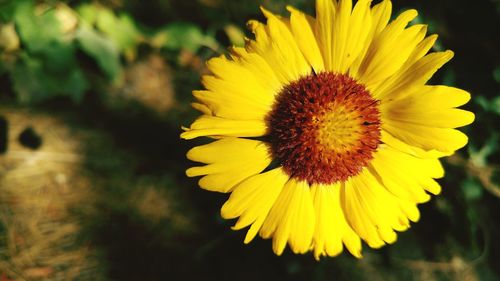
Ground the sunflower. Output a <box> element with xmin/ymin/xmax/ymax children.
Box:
<box><xmin>181</xmin><ymin>0</ymin><xmax>474</xmax><ymax>259</ymax></box>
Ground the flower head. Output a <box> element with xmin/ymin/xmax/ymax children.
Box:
<box><xmin>181</xmin><ymin>0</ymin><xmax>474</xmax><ymax>259</ymax></box>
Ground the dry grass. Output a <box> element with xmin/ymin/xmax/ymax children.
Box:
<box><xmin>0</xmin><ymin>103</ymin><xmax>196</xmax><ymax>280</ymax></box>
<box><xmin>108</xmin><ymin>53</ymin><xmax>176</xmax><ymax>115</ymax></box>
<box><xmin>0</xmin><ymin>107</ymin><xmax>104</xmax><ymax>281</ymax></box>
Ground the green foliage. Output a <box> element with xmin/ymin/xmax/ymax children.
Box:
<box><xmin>0</xmin><ymin>0</ymin><xmax>19</xmax><ymax>21</ymax></box>
<box><xmin>476</xmin><ymin>95</ymin><xmax>500</xmax><ymax>115</ymax></box>
<box><xmin>461</xmin><ymin>177</ymin><xmax>484</xmax><ymax>202</ymax></box>
<box><xmin>1</xmin><ymin>1</ymin><xmax>215</xmax><ymax>104</ymax></box>
<box><xmin>13</xmin><ymin>1</ymin><xmax>62</xmax><ymax>53</ymax></box>
<box><xmin>96</xmin><ymin>11</ymin><xmax>141</xmax><ymax>55</ymax></box>
<box><xmin>5</xmin><ymin>1</ymin><xmax>87</xmax><ymax>103</ymax></box>
<box><xmin>76</xmin><ymin>23</ymin><xmax>122</xmax><ymax>81</ymax></box>
<box><xmin>152</xmin><ymin>22</ymin><xmax>219</xmax><ymax>52</ymax></box>
<box><xmin>11</xmin><ymin>51</ymin><xmax>88</xmax><ymax>103</ymax></box>
<box><xmin>468</xmin><ymin>134</ymin><xmax>498</xmax><ymax>167</ymax></box>
<box><xmin>77</xmin><ymin>3</ymin><xmax>142</xmax><ymax>60</ymax></box>
<box><xmin>493</xmin><ymin>66</ymin><xmax>500</xmax><ymax>84</ymax></box>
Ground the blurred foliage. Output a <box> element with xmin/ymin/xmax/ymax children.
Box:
<box><xmin>0</xmin><ymin>0</ymin><xmax>223</xmax><ymax>104</ymax></box>
<box><xmin>0</xmin><ymin>0</ymin><xmax>499</xmax><ymax>280</ymax></box>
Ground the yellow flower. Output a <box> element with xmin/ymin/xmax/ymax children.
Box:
<box><xmin>181</xmin><ymin>0</ymin><xmax>474</xmax><ymax>259</ymax></box>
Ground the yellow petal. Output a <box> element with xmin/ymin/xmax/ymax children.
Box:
<box><xmin>246</xmin><ymin>20</ymin><xmax>286</xmax><ymax>85</ymax></box>
<box><xmin>341</xmin><ymin>176</ymin><xmax>386</xmax><ymax>248</ymax></box>
<box><xmin>229</xmin><ymin>47</ymin><xmax>282</xmax><ymax>94</ymax></box>
<box><xmin>374</xmin><ymin>50</ymin><xmax>454</xmax><ymax>100</ymax></box>
<box><xmin>343</xmin><ymin>169</ymin><xmax>418</xmax><ymax>247</ymax></box>
<box><xmin>180</xmin><ymin>115</ymin><xmax>267</xmax><ymax>139</ymax></box>
<box><xmin>403</xmin><ymin>34</ymin><xmax>438</xmax><ymax>68</ymax></box>
<box><xmin>381</xmin><ymin>130</ymin><xmax>448</xmax><ymax>158</ymax></box>
<box><xmin>311</xmin><ymin>183</ymin><xmax>363</xmax><ymax>259</ymax></box>
<box><xmin>353</xmin><ymin>171</ymin><xmax>402</xmax><ymax>240</ymax></box>
<box><xmin>381</xmin><ymin>84</ymin><xmax>475</xmax><ymax>129</ymax></box>
<box><xmin>197</xmin><ymin>72</ymin><xmax>272</xmax><ymax>120</ymax></box>
<box><xmin>398</xmin><ymin>200</ymin><xmax>420</xmax><ymax>222</ymax></box>
<box><xmin>186</xmin><ymin>138</ymin><xmax>271</xmax><ymax>193</ymax></box>
<box><xmin>369</xmin><ymin>145</ymin><xmax>444</xmax><ymax>203</ymax></box>
<box><xmin>356</xmin><ymin>9</ymin><xmax>419</xmax><ymax>86</ymax></box>
<box><xmin>221</xmin><ymin>168</ymin><xmax>289</xmax><ymax>244</ymax></box>
<box><xmin>337</xmin><ymin>0</ymin><xmax>373</xmax><ymax>73</ymax></box>
<box><xmin>383</xmin><ymin>120</ymin><xmax>469</xmax><ymax>155</ymax></box>
<box><xmin>247</xmin><ymin>12</ymin><xmax>310</xmax><ymax>84</ymax></box>
<box><xmin>311</xmin><ymin>183</ymin><xmax>343</xmax><ymax>259</ymax></box>
<box><xmin>383</xmin><ymin>107</ymin><xmax>475</xmax><ymax>129</ymax></box>
<box><xmin>329</xmin><ymin>0</ymin><xmax>353</xmax><ymax>72</ymax></box>
<box><xmin>349</xmin><ymin>0</ymin><xmax>391</xmax><ymax>79</ymax></box>
<box><xmin>288</xmin><ymin>7</ymin><xmax>324</xmax><ymax>73</ymax></box>
<box><xmin>315</xmin><ymin>0</ymin><xmax>337</xmax><ymax>70</ymax></box>
<box><xmin>370</xmin><ymin>0</ymin><xmax>392</xmax><ymax>35</ymax></box>
<box><xmin>191</xmin><ymin>102</ymin><xmax>212</xmax><ymax>115</ymax></box>
<box><xmin>387</xmin><ymin>85</ymin><xmax>471</xmax><ymax>109</ymax></box>
<box><xmin>260</xmin><ymin>179</ymin><xmax>315</xmax><ymax>255</ymax></box>
<box><xmin>286</xmin><ymin>5</ymin><xmax>316</xmax><ymax>27</ymax></box>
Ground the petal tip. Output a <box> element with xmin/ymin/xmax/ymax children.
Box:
<box><xmin>180</xmin><ymin>130</ymin><xmax>194</xmax><ymax>140</ymax></box>
<box><xmin>185</xmin><ymin>167</ymin><xmax>198</xmax><ymax>177</ymax></box>
<box><xmin>444</xmin><ymin>49</ymin><xmax>455</xmax><ymax>61</ymax></box>
<box><xmin>259</xmin><ymin>6</ymin><xmax>274</xmax><ymax>19</ymax></box>
<box><xmin>463</xmin><ymin>111</ymin><xmax>475</xmax><ymax>126</ymax></box>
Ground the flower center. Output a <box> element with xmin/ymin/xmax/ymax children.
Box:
<box><xmin>267</xmin><ymin>72</ymin><xmax>381</xmax><ymax>185</ymax></box>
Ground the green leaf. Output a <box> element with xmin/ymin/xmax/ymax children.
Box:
<box><xmin>493</xmin><ymin>66</ymin><xmax>500</xmax><ymax>83</ymax></box>
<box><xmin>475</xmin><ymin>95</ymin><xmax>500</xmax><ymax>115</ymax></box>
<box><xmin>64</xmin><ymin>68</ymin><xmax>89</xmax><ymax>103</ymax></box>
<box><xmin>0</xmin><ymin>0</ymin><xmax>20</xmax><ymax>22</ymax></box>
<box><xmin>153</xmin><ymin>22</ymin><xmax>218</xmax><ymax>52</ymax></box>
<box><xmin>13</xmin><ymin>1</ymin><xmax>63</xmax><ymax>53</ymax></box>
<box><xmin>76</xmin><ymin>3</ymin><xmax>99</xmax><ymax>25</ymax></box>
<box><xmin>41</xmin><ymin>41</ymin><xmax>76</xmax><ymax>72</ymax></box>
<box><xmin>76</xmin><ymin>23</ymin><xmax>122</xmax><ymax>80</ymax></box>
<box><xmin>492</xmin><ymin>96</ymin><xmax>500</xmax><ymax>115</ymax></box>
<box><xmin>10</xmin><ymin>54</ymin><xmax>43</xmax><ymax>103</ymax></box>
<box><xmin>475</xmin><ymin>95</ymin><xmax>489</xmax><ymax>111</ymax></box>
<box><xmin>10</xmin><ymin>52</ymin><xmax>88</xmax><ymax>104</ymax></box>
<box><xmin>468</xmin><ymin>134</ymin><xmax>498</xmax><ymax>167</ymax></box>
<box><xmin>461</xmin><ymin>177</ymin><xmax>483</xmax><ymax>202</ymax></box>
<box><xmin>95</xmin><ymin>9</ymin><xmax>141</xmax><ymax>53</ymax></box>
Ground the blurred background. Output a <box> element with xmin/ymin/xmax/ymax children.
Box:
<box><xmin>0</xmin><ymin>0</ymin><xmax>499</xmax><ymax>280</ymax></box>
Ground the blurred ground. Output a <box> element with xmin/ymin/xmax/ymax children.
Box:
<box><xmin>0</xmin><ymin>0</ymin><xmax>500</xmax><ymax>280</ymax></box>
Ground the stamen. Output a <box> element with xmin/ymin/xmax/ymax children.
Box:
<box><xmin>267</xmin><ymin>72</ymin><xmax>381</xmax><ymax>185</ymax></box>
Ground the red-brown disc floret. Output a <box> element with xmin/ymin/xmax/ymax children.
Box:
<box><xmin>267</xmin><ymin>72</ymin><xmax>381</xmax><ymax>185</ymax></box>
